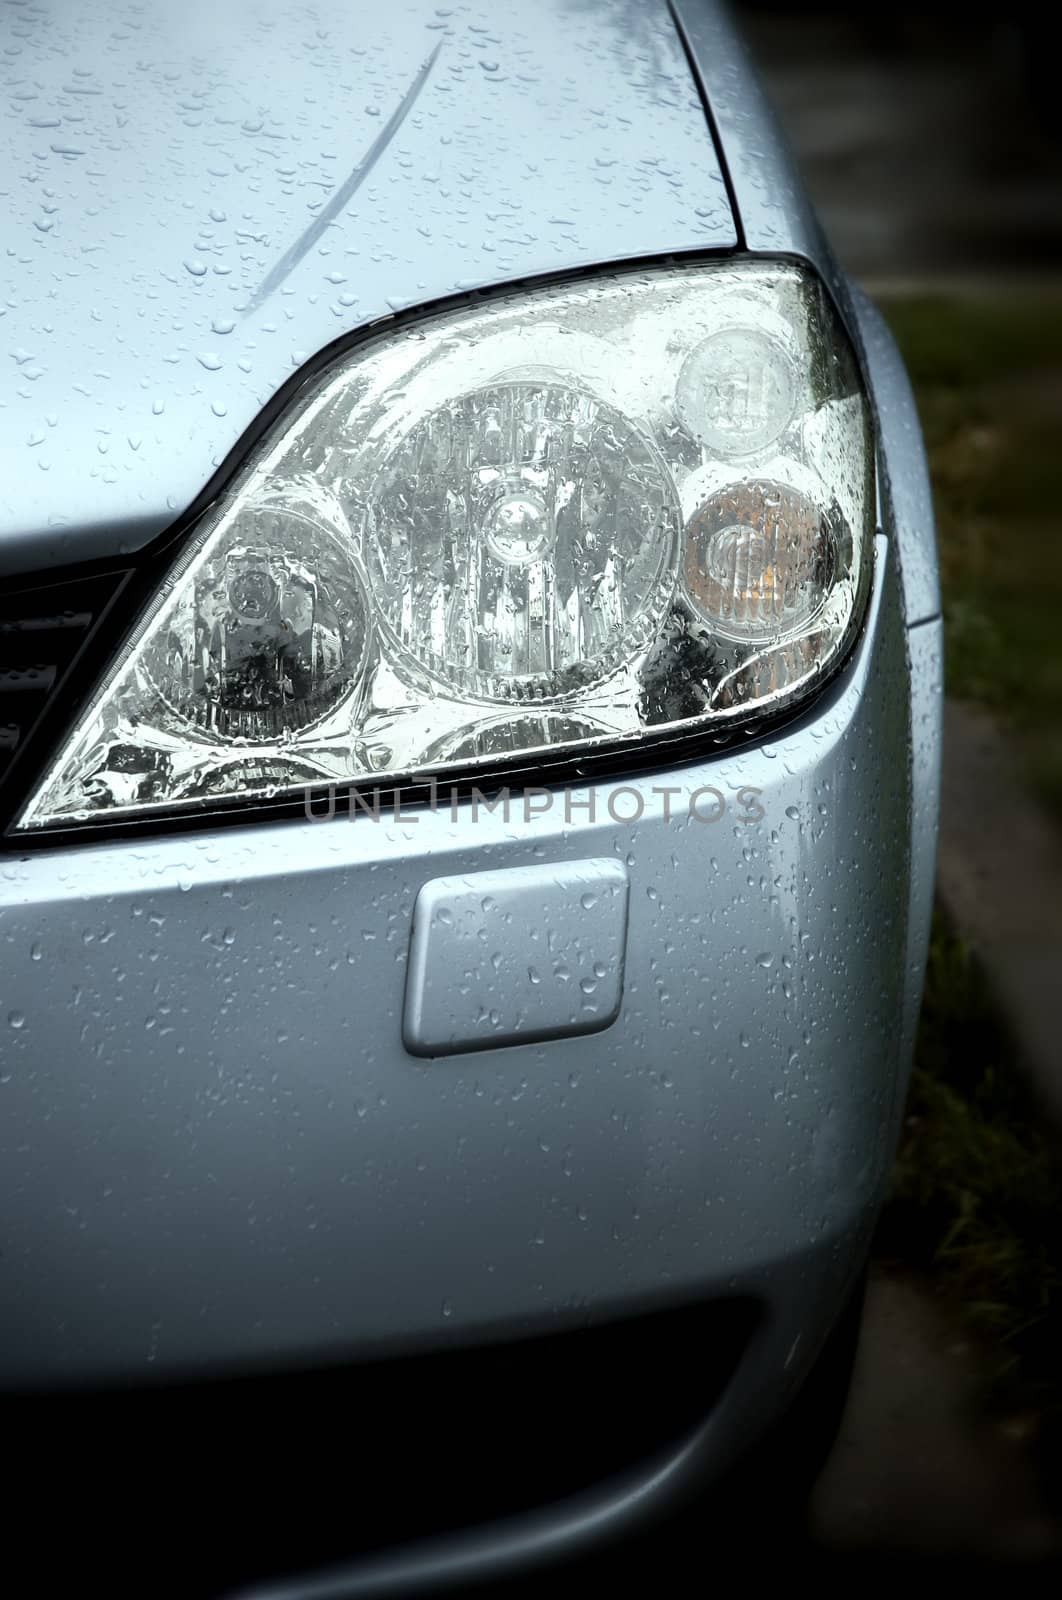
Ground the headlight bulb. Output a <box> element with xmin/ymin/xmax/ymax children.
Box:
<box><xmin>143</xmin><ymin>505</ymin><xmax>371</xmax><ymax>741</ymax></box>
<box><xmin>367</xmin><ymin>381</ymin><xmax>679</xmax><ymax>699</ymax></box>
<box><xmin>676</xmin><ymin>328</ymin><xmax>796</xmax><ymax>457</ymax></box>
<box><xmin>682</xmin><ymin>480</ymin><xmax>835</xmax><ymax>642</ymax></box>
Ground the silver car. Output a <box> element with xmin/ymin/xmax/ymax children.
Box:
<box><xmin>0</xmin><ymin>0</ymin><xmax>941</xmax><ymax>1593</ymax></box>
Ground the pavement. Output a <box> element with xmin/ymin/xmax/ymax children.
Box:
<box><xmin>811</xmin><ymin>1266</ymin><xmax>1061</xmax><ymax>1560</ymax></box>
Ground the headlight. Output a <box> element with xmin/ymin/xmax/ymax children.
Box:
<box><xmin>17</xmin><ymin>262</ymin><xmax>873</xmax><ymax>830</ymax></box>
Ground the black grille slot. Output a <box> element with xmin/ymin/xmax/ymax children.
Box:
<box><xmin>3</xmin><ymin>1297</ymin><xmax>755</xmax><ymax>1598</ymax></box>
<box><xmin>0</xmin><ymin>571</ymin><xmax>130</xmax><ymax>829</ymax></box>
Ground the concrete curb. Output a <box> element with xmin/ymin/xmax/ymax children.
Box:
<box><xmin>936</xmin><ymin>698</ymin><xmax>1062</xmax><ymax>1119</ymax></box>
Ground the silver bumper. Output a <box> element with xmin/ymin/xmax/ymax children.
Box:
<box><xmin>0</xmin><ymin>530</ymin><xmax>929</xmax><ymax>1400</ymax></box>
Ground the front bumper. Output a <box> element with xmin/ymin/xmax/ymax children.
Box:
<box><xmin>0</xmin><ymin>528</ymin><xmax>934</xmax><ymax>1586</ymax></box>
<box><xmin>2</xmin><ymin>528</ymin><xmax>915</xmax><ymax>1381</ymax></box>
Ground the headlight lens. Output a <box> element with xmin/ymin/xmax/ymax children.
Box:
<box><xmin>367</xmin><ymin>381</ymin><xmax>678</xmax><ymax>698</ymax></box>
<box><xmin>682</xmin><ymin>479</ymin><xmax>837</xmax><ymax>642</ymax></box>
<box><xmin>17</xmin><ymin>261</ymin><xmax>873</xmax><ymax>830</ymax></box>
<box><xmin>141</xmin><ymin>498</ymin><xmax>372</xmax><ymax>740</ymax></box>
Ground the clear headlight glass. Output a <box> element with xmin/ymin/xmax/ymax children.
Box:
<box><xmin>18</xmin><ymin>262</ymin><xmax>873</xmax><ymax>830</ymax></box>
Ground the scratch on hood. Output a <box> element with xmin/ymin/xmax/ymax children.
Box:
<box><xmin>244</xmin><ymin>39</ymin><xmax>443</xmax><ymax>315</ymax></box>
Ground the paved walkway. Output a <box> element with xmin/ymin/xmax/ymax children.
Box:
<box><xmin>812</xmin><ymin>1266</ymin><xmax>1060</xmax><ymax>1559</ymax></box>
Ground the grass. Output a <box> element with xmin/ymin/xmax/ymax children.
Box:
<box><xmin>879</xmin><ymin>291</ymin><xmax>1062</xmax><ymax>816</ymax></box>
<box><xmin>879</xmin><ymin>913</ymin><xmax>1062</xmax><ymax>1444</ymax></box>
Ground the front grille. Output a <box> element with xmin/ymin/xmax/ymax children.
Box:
<box><xmin>3</xmin><ymin>1298</ymin><xmax>755</xmax><ymax>1598</ymax></box>
<box><xmin>0</xmin><ymin>570</ymin><xmax>130</xmax><ymax>832</ymax></box>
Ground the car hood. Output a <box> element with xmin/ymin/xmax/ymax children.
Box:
<box><xmin>1</xmin><ymin>0</ymin><xmax>734</xmax><ymax>575</ymax></box>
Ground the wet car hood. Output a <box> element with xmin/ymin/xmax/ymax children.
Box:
<box><xmin>0</xmin><ymin>0</ymin><xmax>734</xmax><ymax>575</ymax></box>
